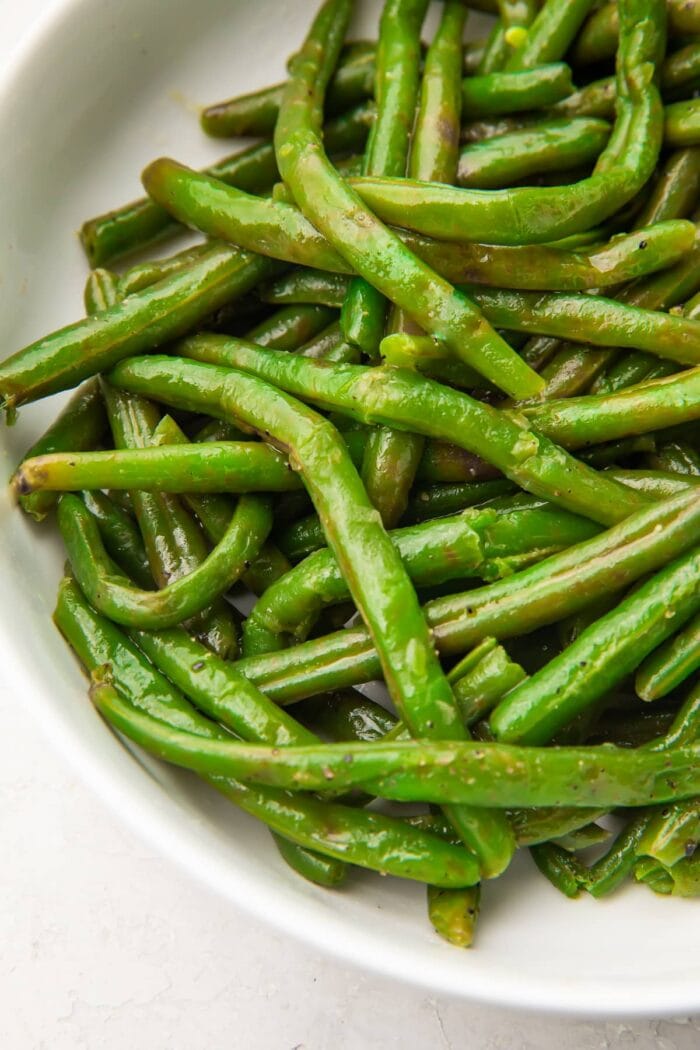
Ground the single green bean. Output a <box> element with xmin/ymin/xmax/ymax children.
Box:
<box><xmin>586</xmin><ymin>812</ymin><xmax>652</xmax><ymax>897</ymax></box>
<box><xmin>462</xmin><ymin>63</ymin><xmax>574</xmax><ymax>116</ymax></box>
<box><xmin>294</xmin><ymin>691</ymin><xmax>398</xmax><ymax>742</ymax></box>
<box><xmin>246</xmin><ymin>304</ymin><xmax>336</xmax><ymax>350</ymax></box>
<box><xmin>458</xmin><ymin>118</ymin><xmax>611</xmax><ymax>188</ymax></box>
<box><xmin>93</xmin><ymin>688</ymin><xmax>700</xmax><ymax>809</ymax></box>
<box><xmin>522</xmin><ymin>368</ymin><xmax>700</xmax><ymax>450</ymax></box>
<box><xmin>665</xmin><ymin>97</ymin><xmax>700</xmax><ymax>146</ymax></box>
<box><xmin>201</xmin><ymin>49</ymin><xmax>376</xmax><ymax>137</ymax></box>
<box><xmin>427</xmin><ymin>884</ymin><xmax>481</xmax><ymax>948</ymax></box>
<box><xmin>505</xmin><ymin>0</ymin><xmax>595</xmax><ymax>70</ymax></box>
<box><xmin>530</xmin><ymin>843</ymin><xmax>585</xmax><ymax>897</ymax></box>
<box><xmin>12</xmin><ymin>379</ymin><xmax>106</xmax><ymax>522</ymax></box>
<box><xmin>341</xmin><ymin>0</ymin><xmax>427</xmax><ymax>358</ymax></box>
<box><xmin>260</xmin><ymin>271</ymin><xmax>347</xmax><ymax>309</ymax></box>
<box><xmin>490</xmin><ymin>545</ymin><xmax>700</xmax><ymax>745</ymax></box>
<box><xmin>80</xmin><ymin>491</ymin><xmax>153</xmax><ymax>590</ymax></box>
<box><xmin>636</xmin><ymin>611</ymin><xmax>700</xmax><ymax>699</ymax></box>
<box><xmin>58</xmin><ymin>492</ymin><xmax>271</xmax><ymax>630</ymax></box>
<box><xmin>636</xmin><ymin>148</ymin><xmax>700</xmax><ymax>228</ymax></box>
<box><xmin>0</xmin><ymin>244</ymin><xmax>280</xmax><ymax>413</ymax></box>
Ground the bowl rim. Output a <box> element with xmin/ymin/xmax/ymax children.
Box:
<box><xmin>2</xmin><ymin>0</ymin><xmax>699</xmax><ymax>1019</ymax></box>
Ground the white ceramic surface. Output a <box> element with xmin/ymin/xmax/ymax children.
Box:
<box><xmin>0</xmin><ymin>0</ymin><xmax>698</xmax><ymax>1019</ymax></box>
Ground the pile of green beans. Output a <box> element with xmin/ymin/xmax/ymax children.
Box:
<box><xmin>5</xmin><ymin>0</ymin><xmax>700</xmax><ymax>949</ymax></box>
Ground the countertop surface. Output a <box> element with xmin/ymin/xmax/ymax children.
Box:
<box><xmin>2</xmin><ymin>2</ymin><xmax>700</xmax><ymax>1047</ymax></box>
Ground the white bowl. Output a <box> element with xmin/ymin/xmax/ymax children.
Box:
<box><xmin>1</xmin><ymin>0</ymin><xmax>698</xmax><ymax>1018</ymax></box>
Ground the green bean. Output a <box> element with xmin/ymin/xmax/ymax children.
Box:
<box><xmin>11</xmin><ymin>379</ymin><xmax>106</xmax><ymax>522</ymax></box>
<box><xmin>79</xmin><ymin>491</ymin><xmax>153</xmax><ymax>590</ymax></box>
<box><xmin>226</xmin><ymin>488</ymin><xmax>700</xmax><ymax>706</ymax></box>
<box><xmin>551</xmin><ymin>824</ymin><xmax>611</xmax><ymax>851</ymax></box>
<box><xmin>648</xmin><ymin>439</ymin><xmax>700</xmax><ymax>475</ymax></box>
<box><xmin>427</xmin><ymin>884</ymin><xmax>481</xmax><ymax>948</ymax></box>
<box><xmin>458</xmin><ymin>118</ymin><xmax>611</xmax><ymax>188</ymax></box>
<box><xmin>244</xmin><ymin>501</ymin><xmax>598</xmax><ymax>656</ymax></box>
<box><xmin>586</xmin><ymin>812</ymin><xmax>652</xmax><ymax>897</ymax></box>
<box><xmin>638</xmin><ymin>149</ymin><xmax>700</xmax><ymax>229</ymax></box>
<box><xmin>530</xmin><ymin>843</ymin><xmax>586</xmax><ymax>897</ymax></box>
<box><xmin>664</xmin><ymin>97</ymin><xmax>700</xmax><ymax>146</ymax></box>
<box><xmin>109</xmin><ymin>349</ymin><xmax>515</xmax><ymax>875</ymax></box>
<box><xmin>200</xmin><ymin>49</ymin><xmax>375</xmax><ymax>138</ymax></box>
<box><xmin>452</xmin><ymin>644</ymin><xmax>527</xmax><ymax>725</ymax></box>
<box><xmin>661</xmin><ymin>40</ymin><xmax>700</xmax><ymax>99</ymax></box>
<box><xmin>0</xmin><ymin>244</ymin><xmax>279</xmax><ymax>413</ymax></box>
<box><xmin>80</xmin><ymin>103</ymin><xmax>374</xmax><ymax>267</ymax></box>
<box><xmin>102</xmin><ymin>384</ymin><xmax>239</xmax><ymax>659</ymax></box>
<box><xmin>246</xmin><ymin>304</ymin><xmax>336</xmax><ymax>350</ymax></box>
<box><xmin>636</xmin><ymin>611</ymin><xmax>700</xmax><ymax>699</ymax></box>
<box><xmin>477</xmin><ymin>0</ymin><xmax>537</xmax><ymax>74</ymax></box>
<box><xmin>571</xmin><ymin>0</ymin><xmax>699</xmax><ymax>66</ymax></box>
<box><xmin>522</xmin><ymin>368</ymin><xmax>700</xmax><ymax>450</ymax></box>
<box><xmin>462</xmin><ymin>63</ymin><xmax>574</xmax><ymax>117</ymax></box>
<box><xmin>490</xmin><ymin>545</ymin><xmax>700</xmax><ymax>745</ymax></box>
<box><xmin>457</xmin><ymin>286</ymin><xmax>700</xmax><ymax>365</ymax></box>
<box><xmin>93</xmin><ymin>687</ymin><xmax>700</xmax><ymax>809</ymax></box>
<box><xmin>295</xmin><ymin>320</ymin><xmax>360</xmax><ymax>363</ymax></box>
<box><xmin>411</xmin><ymin>1</ymin><xmax>466</xmax><ymax>185</ymax></box>
<box><xmin>341</xmin><ymin>0</ymin><xmax>427</xmax><ymax>358</ymax></box>
<box><xmin>505</xmin><ymin>0</ymin><xmax>595</xmax><ymax>70</ymax></box>
<box><xmin>637</xmin><ymin>798</ymin><xmax>700</xmax><ymax>868</ymax></box>
<box><xmin>362</xmin><ymin>2</ymin><xmax>469</xmax><ymax>530</ymax></box>
<box><xmin>294</xmin><ymin>691</ymin><xmax>398</xmax><ymax>742</ymax></box>
<box><xmin>14</xmin><ymin>442</ymin><xmax>304</xmax><ymax>496</ymax></box>
<box><xmin>261</xmin><ymin>271</ymin><xmax>347</xmax><ymax>309</ymax></box>
<box><xmin>402</xmin><ymin>480</ymin><xmax>517</xmax><ymax>524</ymax></box>
<box><xmin>118</xmin><ymin>244</ymin><xmax>211</xmax><ymax>297</ymax></box>
<box><xmin>639</xmin><ymin>853</ymin><xmax>700</xmax><ymax>895</ymax></box>
<box><xmin>591</xmin><ymin>353</ymin><xmax>677</xmax><ymax>396</ymax></box>
<box><xmin>349</xmin><ymin>0</ymin><xmax>665</xmax><ymax>243</ymax></box>
<box><xmin>58</xmin><ymin>492</ymin><xmax>271</xmax><ymax>630</ymax></box>
<box><xmin>168</xmin><ymin>342</ymin><xmax>646</xmax><ymax>524</ymax></box>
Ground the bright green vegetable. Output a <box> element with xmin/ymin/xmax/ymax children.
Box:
<box><xmin>636</xmin><ymin>611</ymin><xmax>700</xmax><ymax>699</ymax></box>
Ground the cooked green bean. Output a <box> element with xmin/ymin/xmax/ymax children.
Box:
<box><xmin>80</xmin><ymin>491</ymin><xmax>153</xmax><ymax>590</ymax></box>
<box><xmin>462</xmin><ymin>63</ymin><xmax>574</xmax><ymax>116</ymax></box>
<box><xmin>523</xmin><ymin>368</ymin><xmax>700</xmax><ymax>450</ymax></box>
<box><xmin>458</xmin><ymin>118</ymin><xmax>611</xmax><ymax>188</ymax></box>
<box><xmin>201</xmin><ymin>48</ymin><xmax>375</xmax><ymax>138</ymax></box>
<box><xmin>341</xmin><ymin>0</ymin><xmax>427</xmax><ymax>358</ymax></box>
<box><xmin>12</xmin><ymin>379</ymin><xmax>106</xmax><ymax>522</ymax></box>
<box><xmin>58</xmin><ymin>492</ymin><xmax>271</xmax><ymax>630</ymax></box>
<box><xmin>93</xmin><ymin>687</ymin><xmax>700</xmax><ymax>809</ymax></box>
<box><xmin>261</xmin><ymin>271</ymin><xmax>347</xmax><ymax>309</ymax></box>
<box><xmin>505</xmin><ymin>0</ymin><xmax>595</xmax><ymax>70</ymax></box>
<box><xmin>246</xmin><ymin>304</ymin><xmax>337</xmax><ymax>350</ymax></box>
<box><xmin>427</xmin><ymin>884</ymin><xmax>481</xmax><ymax>948</ymax></box>
<box><xmin>477</xmin><ymin>0</ymin><xmax>537</xmax><ymax>74</ymax></box>
<box><xmin>0</xmin><ymin>244</ymin><xmax>280</xmax><ymax>413</ymax></box>
<box><xmin>636</xmin><ymin>611</ymin><xmax>700</xmax><ymax>699</ymax></box>
<box><xmin>530</xmin><ymin>843</ymin><xmax>586</xmax><ymax>897</ymax></box>
<box><xmin>490</xmin><ymin>545</ymin><xmax>700</xmax><ymax>745</ymax></box>
<box><xmin>664</xmin><ymin>98</ymin><xmax>700</xmax><ymax>146</ymax></box>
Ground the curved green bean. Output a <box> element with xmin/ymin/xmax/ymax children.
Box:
<box><xmin>58</xmin><ymin>492</ymin><xmax>271</xmax><ymax>630</ymax></box>
<box><xmin>462</xmin><ymin>63</ymin><xmax>574</xmax><ymax>116</ymax></box>
<box><xmin>458</xmin><ymin>118</ymin><xmax>610</xmax><ymax>188</ymax></box>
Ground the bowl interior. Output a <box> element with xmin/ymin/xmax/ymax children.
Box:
<box><xmin>1</xmin><ymin>0</ymin><xmax>698</xmax><ymax>1017</ymax></box>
